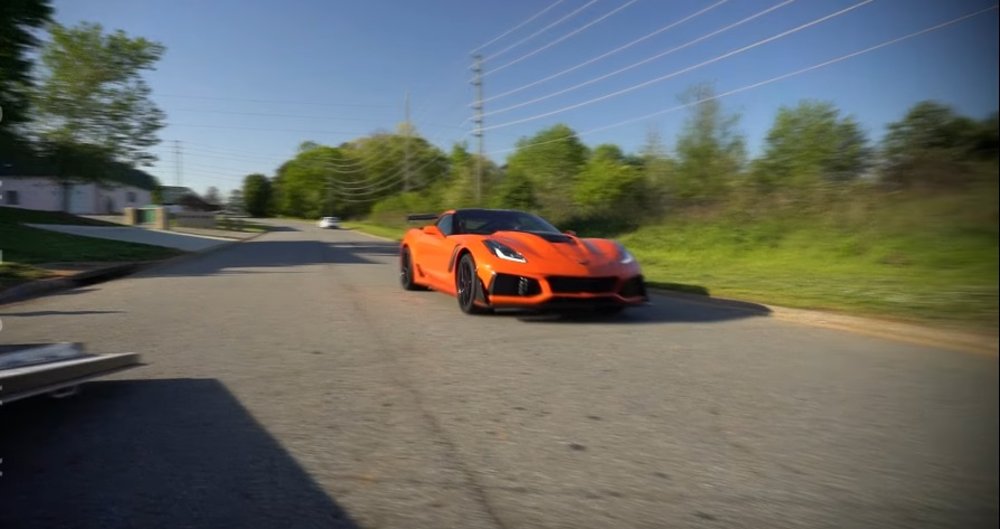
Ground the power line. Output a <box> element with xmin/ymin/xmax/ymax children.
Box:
<box><xmin>166</xmin><ymin>122</ymin><xmax>372</xmax><ymax>135</ymax></box>
<box><xmin>156</xmin><ymin>93</ymin><xmax>393</xmax><ymax>108</ymax></box>
<box><xmin>485</xmin><ymin>3</ymin><xmax>999</xmax><ymax>156</ymax></box>
<box><xmin>472</xmin><ymin>0</ymin><xmax>568</xmax><ymax>53</ymax></box>
<box><xmin>483</xmin><ymin>0</ymin><xmax>642</xmax><ymax>77</ymax></box>
<box><xmin>483</xmin><ymin>0</ymin><xmax>601</xmax><ymax>62</ymax></box>
<box><xmin>481</xmin><ymin>0</ymin><xmax>873</xmax><ymax>131</ymax></box>
<box><xmin>480</xmin><ymin>0</ymin><xmax>798</xmax><ymax>120</ymax></box>
<box><xmin>481</xmin><ymin>0</ymin><xmax>728</xmax><ymax>104</ymax></box>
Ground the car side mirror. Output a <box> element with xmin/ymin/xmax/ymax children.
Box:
<box><xmin>423</xmin><ymin>225</ymin><xmax>443</xmax><ymax>237</ymax></box>
<box><xmin>564</xmin><ymin>230</ymin><xmax>577</xmax><ymax>236</ymax></box>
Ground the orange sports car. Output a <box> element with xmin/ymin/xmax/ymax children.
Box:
<box><xmin>399</xmin><ymin>208</ymin><xmax>648</xmax><ymax>314</ymax></box>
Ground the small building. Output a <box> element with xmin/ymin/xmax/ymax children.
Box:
<box><xmin>158</xmin><ymin>186</ymin><xmax>220</xmax><ymax>212</ymax></box>
<box><xmin>1</xmin><ymin>158</ymin><xmax>157</xmax><ymax>215</ymax></box>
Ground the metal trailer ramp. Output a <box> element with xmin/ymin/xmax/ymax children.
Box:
<box><xmin>0</xmin><ymin>343</ymin><xmax>142</xmax><ymax>404</ymax></box>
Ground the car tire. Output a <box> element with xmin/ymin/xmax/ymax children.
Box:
<box><xmin>596</xmin><ymin>305</ymin><xmax>625</xmax><ymax>316</ymax></box>
<box><xmin>456</xmin><ymin>254</ymin><xmax>489</xmax><ymax>314</ymax></box>
<box><xmin>400</xmin><ymin>247</ymin><xmax>423</xmax><ymax>291</ymax></box>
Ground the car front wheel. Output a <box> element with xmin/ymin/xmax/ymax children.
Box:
<box><xmin>456</xmin><ymin>254</ymin><xmax>489</xmax><ymax>314</ymax></box>
<box><xmin>400</xmin><ymin>247</ymin><xmax>422</xmax><ymax>291</ymax></box>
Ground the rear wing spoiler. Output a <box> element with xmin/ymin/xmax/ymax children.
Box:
<box><xmin>406</xmin><ymin>213</ymin><xmax>438</xmax><ymax>222</ymax></box>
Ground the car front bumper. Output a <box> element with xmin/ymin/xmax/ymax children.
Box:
<box><xmin>479</xmin><ymin>268</ymin><xmax>648</xmax><ymax>309</ymax></box>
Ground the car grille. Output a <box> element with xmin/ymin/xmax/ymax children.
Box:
<box><xmin>619</xmin><ymin>275</ymin><xmax>646</xmax><ymax>298</ymax></box>
<box><xmin>490</xmin><ymin>274</ymin><xmax>542</xmax><ymax>296</ymax></box>
<box><xmin>547</xmin><ymin>276</ymin><xmax>618</xmax><ymax>294</ymax></box>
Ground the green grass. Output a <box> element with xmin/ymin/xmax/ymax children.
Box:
<box><xmin>0</xmin><ymin>207</ymin><xmax>120</xmax><ymax>226</ymax></box>
<box><xmin>0</xmin><ymin>262</ymin><xmax>55</xmax><ymax>289</ymax></box>
<box><xmin>0</xmin><ymin>206</ymin><xmax>182</xmax><ymax>290</ymax></box>
<box><xmin>342</xmin><ymin>220</ymin><xmax>406</xmax><ymax>240</ymax></box>
<box><xmin>621</xmin><ymin>190</ymin><xmax>998</xmax><ymax>330</ymax></box>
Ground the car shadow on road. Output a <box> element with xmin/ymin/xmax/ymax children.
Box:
<box><xmin>0</xmin><ymin>378</ymin><xmax>359</xmax><ymax>529</ymax></box>
<box><xmin>0</xmin><ymin>309</ymin><xmax>124</xmax><ymax>317</ymax></box>
<box><xmin>502</xmin><ymin>294</ymin><xmax>771</xmax><ymax>325</ymax></box>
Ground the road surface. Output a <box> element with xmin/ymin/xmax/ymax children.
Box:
<box><xmin>1</xmin><ymin>221</ymin><xmax>996</xmax><ymax>529</ymax></box>
<box><xmin>26</xmin><ymin>223</ymin><xmax>232</xmax><ymax>251</ymax></box>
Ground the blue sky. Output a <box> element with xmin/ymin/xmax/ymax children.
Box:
<box><xmin>51</xmin><ymin>0</ymin><xmax>999</xmax><ymax>194</ymax></box>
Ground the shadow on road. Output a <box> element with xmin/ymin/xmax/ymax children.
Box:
<box><xmin>141</xmin><ymin>239</ymin><xmax>395</xmax><ymax>277</ymax></box>
<box><xmin>500</xmin><ymin>294</ymin><xmax>770</xmax><ymax>325</ymax></box>
<box><xmin>0</xmin><ymin>378</ymin><xmax>358</xmax><ymax>529</ymax></box>
<box><xmin>0</xmin><ymin>309</ymin><xmax>124</xmax><ymax>317</ymax></box>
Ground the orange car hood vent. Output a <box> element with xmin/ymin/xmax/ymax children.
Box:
<box><xmin>499</xmin><ymin>231</ymin><xmax>574</xmax><ymax>244</ymax></box>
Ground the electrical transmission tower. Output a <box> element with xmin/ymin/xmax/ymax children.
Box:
<box><xmin>471</xmin><ymin>54</ymin><xmax>484</xmax><ymax>205</ymax></box>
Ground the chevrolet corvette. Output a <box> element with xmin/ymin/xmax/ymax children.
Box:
<box><xmin>400</xmin><ymin>208</ymin><xmax>648</xmax><ymax>314</ymax></box>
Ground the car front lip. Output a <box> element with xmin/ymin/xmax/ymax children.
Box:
<box><xmin>479</xmin><ymin>263</ymin><xmax>647</xmax><ymax>308</ymax></box>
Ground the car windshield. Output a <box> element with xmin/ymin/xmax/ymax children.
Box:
<box><xmin>454</xmin><ymin>210</ymin><xmax>560</xmax><ymax>235</ymax></box>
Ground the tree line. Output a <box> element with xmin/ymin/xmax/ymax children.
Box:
<box><xmin>1</xmin><ymin>1</ymin><xmax>165</xmax><ymax>210</ymax></box>
<box><xmin>244</xmin><ymin>84</ymin><xmax>997</xmax><ymax>233</ymax></box>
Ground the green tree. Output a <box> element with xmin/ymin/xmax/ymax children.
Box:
<box><xmin>32</xmin><ymin>22</ymin><xmax>166</xmax><ymax>209</ymax></box>
<box><xmin>442</xmin><ymin>142</ymin><xmax>499</xmax><ymax>208</ymax></box>
<box><xmin>752</xmin><ymin>100</ymin><xmax>870</xmax><ymax>191</ymax></box>
<box><xmin>227</xmin><ymin>189</ymin><xmax>245</xmax><ymax>212</ymax></box>
<box><xmin>492</xmin><ymin>169</ymin><xmax>538</xmax><ymax>211</ymax></box>
<box><xmin>671</xmin><ymin>85</ymin><xmax>745</xmax><ymax>202</ymax></box>
<box><xmin>638</xmin><ymin>126</ymin><xmax>675</xmax><ymax>215</ymax></box>
<box><xmin>881</xmin><ymin>101</ymin><xmax>998</xmax><ymax>186</ymax></box>
<box><xmin>242</xmin><ymin>173</ymin><xmax>272</xmax><ymax>217</ymax></box>
<box><xmin>204</xmin><ymin>186</ymin><xmax>222</xmax><ymax>205</ymax></box>
<box><xmin>0</xmin><ymin>0</ymin><xmax>52</xmax><ymax>138</ymax></box>
<box><xmin>505</xmin><ymin>124</ymin><xmax>588</xmax><ymax>221</ymax></box>
<box><xmin>570</xmin><ymin>144</ymin><xmax>647</xmax><ymax>231</ymax></box>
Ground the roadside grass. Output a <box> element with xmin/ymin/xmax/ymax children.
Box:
<box><xmin>342</xmin><ymin>220</ymin><xmax>406</xmax><ymax>240</ymax></box>
<box><xmin>347</xmin><ymin>186</ymin><xmax>998</xmax><ymax>330</ymax></box>
<box><xmin>0</xmin><ymin>262</ymin><xmax>54</xmax><ymax>289</ymax></box>
<box><xmin>622</xmin><ymin>187</ymin><xmax>998</xmax><ymax>329</ymax></box>
<box><xmin>0</xmin><ymin>207</ymin><xmax>120</xmax><ymax>226</ymax></box>
<box><xmin>0</xmin><ymin>206</ymin><xmax>182</xmax><ymax>290</ymax></box>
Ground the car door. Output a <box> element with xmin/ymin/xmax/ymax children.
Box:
<box><xmin>418</xmin><ymin>214</ymin><xmax>458</xmax><ymax>289</ymax></box>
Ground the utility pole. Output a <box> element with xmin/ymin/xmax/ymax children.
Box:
<box><xmin>471</xmin><ymin>54</ymin><xmax>484</xmax><ymax>206</ymax></box>
<box><xmin>404</xmin><ymin>91</ymin><xmax>411</xmax><ymax>192</ymax></box>
<box><xmin>173</xmin><ymin>140</ymin><xmax>183</xmax><ymax>187</ymax></box>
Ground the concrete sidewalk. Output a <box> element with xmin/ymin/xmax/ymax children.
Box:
<box><xmin>26</xmin><ymin>224</ymin><xmax>229</xmax><ymax>252</ymax></box>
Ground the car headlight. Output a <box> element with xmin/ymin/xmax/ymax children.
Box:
<box><xmin>616</xmin><ymin>243</ymin><xmax>635</xmax><ymax>264</ymax></box>
<box><xmin>484</xmin><ymin>240</ymin><xmax>527</xmax><ymax>263</ymax></box>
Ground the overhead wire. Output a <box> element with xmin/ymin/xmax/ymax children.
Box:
<box><xmin>472</xmin><ymin>0</ymin><xmax>569</xmax><ymax>53</ymax></box>
<box><xmin>483</xmin><ymin>0</ymin><xmax>643</xmax><ymax>77</ymax></box>
<box><xmin>480</xmin><ymin>0</ymin><xmax>874</xmax><ymax>131</ymax></box>
<box><xmin>479</xmin><ymin>0</ymin><xmax>799</xmax><ymax>120</ymax></box>
<box><xmin>156</xmin><ymin>93</ymin><xmax>393</xmax><ymax>108</ymax></box>
<box><xmin>483</xmin><ymin>4</ymin><xmax>999</xmax><ymax>155</ymax></box>
<box><xmin>483</xmin><ymin>0</ymin><xmax>601</xmax><ymax>62</ymax></box>
<box><xmin>481</xmin><ymin>0</ymin><xmax>728</xmax><ymax>104</ymax></box>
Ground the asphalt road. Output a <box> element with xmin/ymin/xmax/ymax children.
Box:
<box><xmin>1</xmin><ymin>221</ymin><xmax>997</xmax><ymax>529</ymax></box>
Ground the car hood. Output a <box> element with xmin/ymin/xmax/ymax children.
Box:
<box><xmin>487</xmin><ymin>231</ymin><xmax>623</xmax><ymax>269</ymax></box>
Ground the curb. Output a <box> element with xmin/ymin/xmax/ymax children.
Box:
<box><xmin>344</xmin><ymin>226</ymin><xmax>399</xmax><ymax>243</ymax></box>
<box><xmin>649</xmin><ymin>287</ymin><xmax>998</xmax><ymax>356</ymax></box>
<box><xmin>0</xmin><ymin>230</ymin><xmax>269</xmax><ymax>306</ymax></box>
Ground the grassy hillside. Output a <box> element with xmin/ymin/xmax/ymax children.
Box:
<box><xmin>624</xmin><ymin>187</ymin><xmax>997</xmax><ymax>328</ymax></box>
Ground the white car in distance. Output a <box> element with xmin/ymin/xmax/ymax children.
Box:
<box><xmin>318</xmin><ymin>216</ymin><xmax>341</xmax><ymax>229</ymax></box>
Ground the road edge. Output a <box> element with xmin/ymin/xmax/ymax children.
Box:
<box><xmin>651</xmin><ymin>288</ymin><xmax>998</xmax><ymax>356</ymax></box>
<box><xmin>347</xmin><ymin>224</ymin><xmax>998</xmax><ymax>355</ymax></box>
<box><xmin>0</xmin><ymin>230</ymin><xmax>268</xmax><ymax>306</ymax></box>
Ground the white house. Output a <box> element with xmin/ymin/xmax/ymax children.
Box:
<box><xmin>0</xmin><ymin>176</ymin><xmax>152</xmax><ymax>214</ymax></box>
